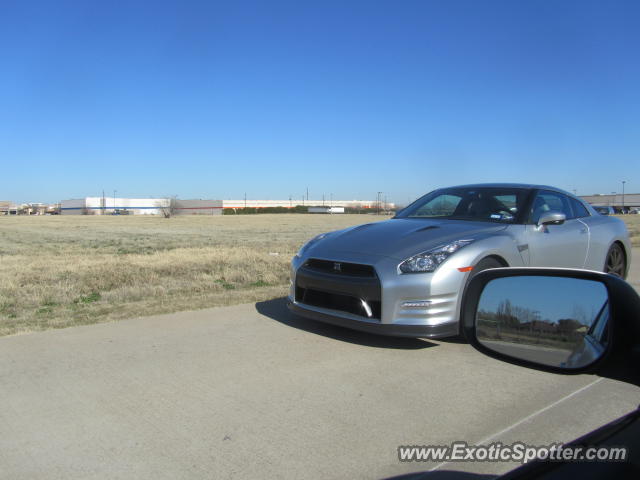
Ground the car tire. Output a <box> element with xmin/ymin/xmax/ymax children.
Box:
<box><xmin>604</xmin><ymin>243</ymin><xmax>627</xmax><ymax>279</ymax></box>
<box><xmin>449</xmin><ymin>257</ymin><xmax>505</xmax><ymax>342</ymax></box>
<box><xmin>470</xmin><ymin>257</ymin><xmax>504</xmax><ymax>278</ymax></box>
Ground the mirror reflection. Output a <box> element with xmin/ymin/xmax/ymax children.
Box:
<box><xmin>476</xmin><ymin>276</ymin><xmax>609</xmax><ymax>369</ymax></box>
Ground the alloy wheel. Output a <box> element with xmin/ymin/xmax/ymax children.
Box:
<box><xmin>605</xmin><ymin>244</ymin><xmax>626</xmax><ymax>278</ymax></box>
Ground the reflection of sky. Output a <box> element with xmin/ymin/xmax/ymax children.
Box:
<box><xmin>479</xmin><ymin>277</ymin><xmax>607</xmax><ymax>325</ymax></box>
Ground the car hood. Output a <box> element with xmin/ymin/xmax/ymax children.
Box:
<box><xmin>308</xmin><ymin>218</ymin><xmax>509</xmax><ymax>260</ymax></box>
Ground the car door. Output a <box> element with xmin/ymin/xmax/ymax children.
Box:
<box><xmin>525</xmin><ymin>190</ymin><xmax>589</xmax><ymax>268</ymax></box>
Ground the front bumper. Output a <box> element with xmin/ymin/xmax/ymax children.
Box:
<box><xmin>289</xmin><ymin>252</ymin><xmax>467</xmax><ymax>339</ymax></box>
<box><xmin>288</xmin><ymin>301</ymin><xmax>459</xmax><ymax>338</ymax></box>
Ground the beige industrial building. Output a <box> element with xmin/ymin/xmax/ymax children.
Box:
<box><xmin>580</xmin><ymin>193</ymin><xmax>640</xmax><ymax>209</ymax></box>
<box><xmin>222</xmin><ymin>199</ymin><xmax>394</xmax><ymax>210</ymax></box>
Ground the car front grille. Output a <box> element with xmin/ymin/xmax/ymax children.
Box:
<box><xmin>304</xmin><ymin>258</ymin><xmax>376</xmax><ymax>277</ymax></box>
<box><xmin>295</xmin><ymin>287</ymin><xmax>382</xmax><ymax>320</ymax></box>
<box><xmin>295</xmin><ymin>260</ymin><xmax>381</xmax><ymax>320</ymax></box>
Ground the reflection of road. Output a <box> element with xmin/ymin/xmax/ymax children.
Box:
<box><xmin>482</xmin><ymin>339</ymin><xmax>571</xmax><ymax>366</ymax></box>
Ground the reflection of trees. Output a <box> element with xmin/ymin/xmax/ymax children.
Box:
<box><xmin>496</xmin><ymin>299</ymin><xmax>541</xmax><ymax>326</ymax></box>
<box><xmin>478</xmin><ymin>299</ymin><xmax>586</xmax><ymax>349</ymax></box>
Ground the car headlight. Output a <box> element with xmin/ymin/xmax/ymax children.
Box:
<box><xmin>295</xmin><ymin>233</ymin><xmax>327</xmax><ymax>258</ymax></box>
<box><xmin>399</xmin><ymin>239</ymin><xmax>474</xmax><ymax>273</ymax></box>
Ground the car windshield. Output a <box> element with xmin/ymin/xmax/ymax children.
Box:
<box><xmin>396</xmin><ymin>187</ymin><xmax>529</xmax><ymax>223</ymax></box>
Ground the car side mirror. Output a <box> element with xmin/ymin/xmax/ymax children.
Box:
<box><xmin>462</xmin><ymin>268</ymin><xmax>640</xmax><ymax>383</ymax></box>
<box><xmin>537</xmin><ymin>211</ymin><xmax>566</xmax><ymax>227</ymax></box>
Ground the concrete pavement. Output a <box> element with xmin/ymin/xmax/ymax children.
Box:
<box><xmin>0</xmin><ymin>249</ymin><xmax>638</xmax><ymax>479</ymax></box>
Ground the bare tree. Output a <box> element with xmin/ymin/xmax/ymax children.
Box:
<box><xmin>158</xmin><ymin>197</ymin><xmax>177</xmax><ymax>218</ymax></box>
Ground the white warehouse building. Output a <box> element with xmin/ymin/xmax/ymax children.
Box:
<box><xmin>61</xmin><ymin>197</ymin><xmax>170</xmax><ymax>215</ymax></box>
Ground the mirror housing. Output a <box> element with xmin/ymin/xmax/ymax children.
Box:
<box><xmin>537</xmin><ymin>211</ymin><xmax>566</xmax><ymax>227</ymax></box>
<box><xmin>462</xmin><ymin>268</ymin><xmax>640</xmax><ymax>384</ymax></box>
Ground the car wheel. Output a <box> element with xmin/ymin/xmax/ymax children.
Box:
<box><xmin>604</xmin><ymin>243</ymin><xmax>626</xmax><ymax>278</ymax></box>
<box><xmin>448</xmin><ymin>257</ymin><xmax>504</xmax><ymax>342</ymax></box>
<box><xmin>470</xmin><ymin>257</ymin><xmax>504</xmax><ymax>278</ymax></box>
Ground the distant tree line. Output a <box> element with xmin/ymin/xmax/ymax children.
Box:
<box><xmin>477</xmin><ymin>299</ymin><xmax>587</xmax><ymax>347</ymax></box>
<box><xmin>222</xmin><ymin>206</ymin><xmax>384</xmax><ymax>215</ymax></box>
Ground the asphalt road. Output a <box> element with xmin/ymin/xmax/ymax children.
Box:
<box><xmin>1</xmin><ymin>249</ymin><xmax>639</xmax><ymax>479</ymax></box>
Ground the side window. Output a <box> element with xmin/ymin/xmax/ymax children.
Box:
<box><xmin>570</xmin><ymin>198</ymin><xmax>590</xmax><ymax>218</ymax></box>
<box><xmin>530</xmin><ymin>191</ymin><xmax>573</xmax><ymax>223</ymax></box>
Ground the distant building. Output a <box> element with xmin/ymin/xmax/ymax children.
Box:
<box><xmin>61</xmin><ymin>198</ymin><xmax>223</xmax><ymax>215</ymax></box>
<box><xmin>0</xmin><ymin>202</ymin><xmax>56</xmax><ymax>215</ymax></box>
<box><xmin>174</xmin><ymin>199</ymin><xmax>223</xmax><ymax>215</ymax></box>
<box><xmin>23</xmin><ymin>203</ymin><xmax>47</xmax><ymax>215</ymax></box>
<box><xmin>580</xmin><ymin>193</ymin><xmax>640</xmax><ymax>208</ymax></box>
<box><xmin>58</xmin><ymin>197</ymin><xmax>394</xmax><ymax>215</ymax></box>
<box><xmin>61</xmin><ymin>197</ymin><xmax>170</xmax><ymax>215</ymax></box>
<box><xmin>221</xmin><ymin>199</ymin><xmax>394</xmax><ymax>210</ymax></box>
<box><xmin>0</xmin><ymin>201</ymin><xmax>13</xmax><ymax>215</ymax></box>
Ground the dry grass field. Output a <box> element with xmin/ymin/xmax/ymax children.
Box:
<box><xmin>623</xmin><ymin>214</ymin><xmax>640</xmax><ymax>247</ymax></box>
<box><xmin>0</xmin><ymin>214</ymin><xmax>385</xmax><ymax>336</ymax></box>
<box><xmin>1</xmin><ymin>213</ymin><xmax>638</xmax><ymax>337</ymax></box>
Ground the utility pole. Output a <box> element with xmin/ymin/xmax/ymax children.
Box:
<box><xmin>330</xmin><ymin>193</ymin><xmax>333</xmax><ymax>207</ymax></box>
<box><xmin>102</xmin><ymin>190</ymin><xmax>105</xmax><ymax>215</ymax></box>
<box><xmin>306</xmin><ymin>187</ymin><xmax>309</xmax><ymax>202</ymax></box>
<box><xmin>622</xmin><ymin>180</ymin><xmax>626</xmax><ymax>212</ymax></box>
<box><xmin>244</xmin><ymin>192</ymin><xmax>247</xmax><ymax>208</ymax></box>
<box><xmin>322</xmin><ymin>194</ymin><xmax>325</xmax><ymax>206</ymax></box>
<box><xmin>289</xmin><ymin>195</ymin><xmax>292</xmax><ymax>208</ymax></box>
<box><xmin>113</xmin><ymin>190</ymin><xmax>117</xmax><ymax>214</ymax></box>
<box><xmin>376</xmin><ymin>192</ymin><xmax>383</xmax><ymax>215</ymax></box>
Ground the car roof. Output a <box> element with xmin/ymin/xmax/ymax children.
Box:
<box><xmin>441</xmin><ymin>183</ymin><xmax>574</xmax><ymax>196</ymax></box>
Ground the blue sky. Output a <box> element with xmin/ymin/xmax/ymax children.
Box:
<box><xmin>1</xmin><ymin>0</ymin><xmax>639</xmax><ymax>204</ymax></box>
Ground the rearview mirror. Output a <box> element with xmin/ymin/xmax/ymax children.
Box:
<box><xmin>476</xmin><ymin>276</ymin><xmax>609</xmax><ymax>369</ymax></box>
<box><xmin>537</xmin><ymin>211</ymin><xmax>566</xmax><ymax>227</ymax></box>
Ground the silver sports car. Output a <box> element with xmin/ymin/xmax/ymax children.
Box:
<box><xmin>288</xmin><ymin>183</ymin><xmax>631</xmax><ymax>338</ymax></box>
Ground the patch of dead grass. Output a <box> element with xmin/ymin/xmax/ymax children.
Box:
<box><xmin>0</xmin><ymin>214</ymin><xmax>384</xmax><ymax>336</ymax></box>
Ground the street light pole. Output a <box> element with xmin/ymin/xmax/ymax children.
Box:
<box><xmin>622</xmin><ymin>180</ymin><xmax>626</xmax><ymax>213</ymax></box>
